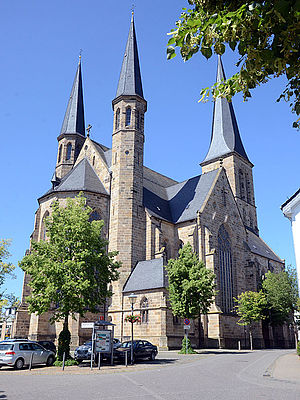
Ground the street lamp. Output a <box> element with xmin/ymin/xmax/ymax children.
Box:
<box><xmin>128</xmin><ymin>293</ymin><xmax>137</xmax><ymax>364</ymax></box>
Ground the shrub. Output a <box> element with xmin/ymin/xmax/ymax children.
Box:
<box><xmin>57</xmin><ymin>328</ymin><xmax>71</xmax><ymax>361</ymax></box>
<box><xmin>54</xmin><ymin>359</ymin><xmax>78</xmax><ymax>367</ymax></box>
<box><xmin>297</xmin><ymin>341</ymin><xmax>300</xmax><ymax>356</ymax></box>
<box><xmin>179</xmin><ymin>337</ymin><xmax>197</xmax><ymax>354</ymax></box>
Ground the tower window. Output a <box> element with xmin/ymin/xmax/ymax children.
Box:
<box><xmin>136</xmin><ymin>110</ymin><xmax>140</xmax><ymax>130</ymax></box>
<box><xmin>66</xmin><ymin>143</ymin><xmax>72</xmax><ymax>160</ymax></box>
<box><xmin>115</xmin><ymin>108</ymin><xmax>120</xmax><ymax>130</ymax></box>
<box><xmin>140</xmin><ymin>297</ymin><xmax>149</xmax><ymax>324</ymax></box>
<box><xmin>125</xmin><ymin>107</ymin><xmax>131</xmax><ymax>126</ymax></box>
<box><xmin>218</xmin><ymin>224</ymin><xmax>234</xmax><ymax>313</ymax></box>
<box><xmin>58</xmin><ymin>145</ymin><xmax>62</xmax><ymax>163</ymax></box>
<box><xmin>93</xmin><ymin>156</ymin><xmax>95</xmax><ymax>166</ymax></box>
<box><xmin>239</xmin><ymin>170</ymin><xmax>245</xmax><ymax>200</ymax></box>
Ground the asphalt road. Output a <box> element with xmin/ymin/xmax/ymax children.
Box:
<box><xmin>0</xmin><ymin>349</ymin><xmax>299</xmax><ymax>399</ymax></box>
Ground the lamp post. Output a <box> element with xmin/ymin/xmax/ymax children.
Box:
<box><xmin>128</xmin><ymin>293</ymin><xmax>137</xmax><ymax>364</ymax></box>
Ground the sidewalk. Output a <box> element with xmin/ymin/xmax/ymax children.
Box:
<box><xmin>272</xmin><ymin>351</ymin><xmax>300</xmax><ymax>382</ymax></box>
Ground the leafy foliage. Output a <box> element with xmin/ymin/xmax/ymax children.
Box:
<box><xmin>19</xmin><ymin>194</ymin><xmax>120</xmax><ymax>323</ymax></box>
<box><xmin>297</xmin><ymin>340</ymin><xmax>300</xmax><ymax>356</ymax></box>
<box><xmin>0</xmin><ymin>239</ymin><xmax>15</xmax><ymax>297</ymax></box>
<box><xmin>168</xmin><ymin>1</ymin><xmax>300</xmax><ymax>128</ymax></box>
<box><xmin>262</xmin><ymin>267</ymin><xmax>299</xmax><ymax>325</ymax></box>
<box><xmin>166</xmin><ymin>243</ymin><xmax>215</xmax><ymax>319</ymax></box>
<box><xmin>234</xmin><ymin>290</ymin><xmax>267</xmax><ymax>327</ymax></box>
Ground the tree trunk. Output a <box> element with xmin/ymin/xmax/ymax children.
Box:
<box><xmin>249</xmin><ymin>329</ymin><xmax>253</xmax><ymax>351</ymax></box>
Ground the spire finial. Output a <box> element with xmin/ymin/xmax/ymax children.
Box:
<box><xmin>86</xmin><ymin>124</ymin><xmax>92</xmax><ymax>137</ymax></box>
<box><xmin>79</xmin><ymin>49</ymin><xmax>83</xmax><ymax>64</ymax></box>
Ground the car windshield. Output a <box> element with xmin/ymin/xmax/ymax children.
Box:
<box><xmin>0</xmin><ymin>344</ymin><xmax>14</xmax><ymax>351</ymax></box>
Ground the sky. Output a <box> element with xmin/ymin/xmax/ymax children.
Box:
<box><xmin>1</xmin><ymin>0</ymin><xmax>299</xmax><ymax>300</ymax></box>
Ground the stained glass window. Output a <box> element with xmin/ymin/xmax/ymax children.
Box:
<box><xmin>125</xmin><ymin>107</ymin><xmax>131</xmax><ymax>126</ymax></box>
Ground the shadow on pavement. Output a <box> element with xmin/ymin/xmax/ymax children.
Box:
<box><xmin>77</xmin><ymin>358</ymin><xmax>177</xmax><ymax>367</ymax></box>
<box><xmin>198</xmin><ymin>350</ymin><xmax>250</xmax><ymax>355</ymax></box>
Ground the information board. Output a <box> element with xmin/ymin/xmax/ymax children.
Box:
<box><xmin>94</xmin><ymin>330</ymin><xmax>112</xmax><ymax>353</ymax></box>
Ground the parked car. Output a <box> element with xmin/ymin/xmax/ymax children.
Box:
<box><xmin>74</xmin><ymin>338</ymin><xmax>121</xmax><ymax>363</ymax></box>
<box><xmin>0</xmin><ymin>340</ymin><xmax>56</xmax><ymax>369</ymax></box>
<box><xmin>37</xmin><ymin>341</ymin><xmax>56</xmax><ymax>354</ymax></box>
<box><xmin>115</xmin><ymin>340</ymin><xmax>157</xmax><ymax>363</ymax></box>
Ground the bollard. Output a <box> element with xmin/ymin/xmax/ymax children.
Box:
<box><xmin>29</xmin><ymin>352</ymin><xmax>34</xmax><ymax>370</ymax></box>
<box><xmin>125</xmin><ymin>350</ymin><xmax>128</xmax><ymax>367</ymax></box>
<box><xmin>98</xmin><ymin>354</ymin><xmax>101</xmax><ymax>370</ymax></box>
<box><xmin>238</xmin><ymin>341</ymin><xmax>241</xmax><ymax>351</ymax></box>
<box><xmin>62</xmin><ymin>352</ymin><xmax>66</xmax><ymax>371</ymax></box>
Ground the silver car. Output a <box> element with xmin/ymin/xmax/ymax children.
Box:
<box><xmin>0</xmin><ymin>340</ymin><xmax>56</xmax><ymax>369</ymax></box>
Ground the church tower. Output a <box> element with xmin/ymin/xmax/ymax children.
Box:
<box><xmin>201</xmin><ymin>56</ymin><xmax>258</xmax><ymax>234</ymax></box>
<box><xmin>109</xmin><ymin>13</ymin><xmax>147</xmax><ymax>287</ymax></box>
<box><xmin>55</xmin><ymin>58</ymin><xmax>86</xmax><ymax>180</ymax></box>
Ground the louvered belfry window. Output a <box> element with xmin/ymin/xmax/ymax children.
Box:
<box><xmin>218</xmin><ymin>224</ymin><xmax>233</xmax><ymax>313</ymax></box>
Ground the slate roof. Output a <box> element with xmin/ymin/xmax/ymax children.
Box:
<box><xmin>40</xmin><ymin>158</ymin><xmax>108</xmax><ymax>200</ymax></box>
<box><xmin>202</xmin><ymin>56</ymin><xmax>249</xmax><ymax>164</ymax></box>
<box><xmin>144</xmin><ymin>169</ymin><xmax>219</xmax><ymax>223</ymax></box>
<box><xmin>123</xmin><ymin>258</ymin><xmax>167</xmax><ymax>292</ymax></box>
<box><xmin>115</xmin><ymin>14</ymin><xmax>144</xmax><ymax>99</ymax></box>
<box><xmin>60</xmin><ymin>60</ymin><xmax>85</xmax><ymax>136</ymax></box>
<box><xmin>246</xmin><ymin>229</ymin><xmax>283</xmax><ymax>263</ymax></box>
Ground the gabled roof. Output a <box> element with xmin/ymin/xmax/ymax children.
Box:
<box><xmin>115</xmin><ymin>14</ymin><xmax>144</xmax><ymax>99</ymax></box>
<box><xmin>123</xmin><ymin>257</ymin><xmax>167</xmax><ymax>292</ymax></box>
<box><xmin>202</xmin><ymin>56</ymin><xmax>249</xmax><ymax>164</ymax></box>
<box><xmin>60</xmin><ymin>59</ymin><xmax>85</xmax><ymax>136</ymax></box>
<box><xmin>281</xmin><ymin>187</ymin><xmax>300</xmax><ymax>219</ymax></box>
<box><xmin>246</xmin><ymin>229</ymin><xmax>283</xmax><ymax>263</ymax></box>
<box><xmin>144</xmin><ymin>169</ymin><xmax>219</xmax><ymax>223</ymax></box>
<box><xmin>40</xmin><ymin>158</ymin><xmax>108</xmax><ymax>200</ymax></box>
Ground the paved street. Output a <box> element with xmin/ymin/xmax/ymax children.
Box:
<box><xmin>0</xmin><ymin>349</ymin><xmax>299</xmax><ymax>399</ymax></box>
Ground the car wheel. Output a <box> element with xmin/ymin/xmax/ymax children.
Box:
<box><xmin>46</xmin><ymin>356</ymin><xmax>55</xmax><ymax>367</ymax></box>
<box><xmin>14</xmin><ymin>358</ymin><xmax>24</xmax><ymax>370</ymax></box>
<box><xmin>149</xmin><ymin>351</ymin><xmax>156</xmax><ymax>361</ymax></box>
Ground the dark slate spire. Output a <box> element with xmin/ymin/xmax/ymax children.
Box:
<box><xmin>60</xmin><ymin>58</ymin><xmax>85</xmax><ymax>136</ymax></box>
<box><xmin>115</xmin><ymin>13</ymin><xmax>144</xmax><ymax>99</ymax></box>
<box><xmin>202</xmin><ymin>56</ymin><xmax>249</xmax><ymax>164</ymax></box>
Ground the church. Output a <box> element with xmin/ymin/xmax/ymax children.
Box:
<box><xmin>14</xmin><ymin>15</ymin><xmax>293</xmax><ymax>350</ymax></box>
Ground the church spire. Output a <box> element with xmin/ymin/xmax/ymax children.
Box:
<box><xmin>202</xmin><ymin>56</ymin><xmax>249</xmax><ymax>165</ymax></box>
<box><xmin>60</xmin><ymin>58</ymin><xmax>85</xmax><ymax>136</ymax></box>
<box><xmin>115</xmin><ymin>13</ymin><xmax>144</xmax><ymax>99</ymax></box>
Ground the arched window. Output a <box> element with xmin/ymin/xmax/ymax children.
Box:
<box><xmin>115</xmin><ymin>108</ymin><xmax>120</xmax><ymax>130</ymax></box>
<box><xmin>136</xmin><ymin>110</ymin><xmax>140</xmax><ymax>130</ymax></box>
<box><xmin>125</xmin><ymin>107</ymin><xmax>131</xmax><ymax>126</ymax></box>
<box><xmin>140</xmin><ymin>297</ymin><xmax>149</xmax><ymax>324</ymax></box>
<box><xmin>218</xmin><ymin>225</ymin><xmax>233</xmax><ymax>313</ymax></box>
<box><xmin>66</xmin><ymin>143</ymin><xmax>72</xmax><ymax>160</ymax></box>
<box><xmin>58</xmin><ymin>145</ymin><xmax>62</xmax><ymax>163</ymax></box>
<box><xmin>239</xmin><ymin>170</ymin><xmax>245</xmax><ymax>200</ymax></box>
<box><xmin>89</xmin><ymin>210</ymin><xmax>101</xmax><ymax>222</ymax></box>
<box><xmin>41</xmin><ymin>211</ymin><xmax>49</xmax><ymax>241</ymax></box>
<box><xmin>92</xmin><ymin>156</ymin><xmax>95</xmax><ymax>166</ymax></box>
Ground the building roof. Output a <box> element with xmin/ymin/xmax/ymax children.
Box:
<box><xmin>115</xmin><ymin>14</ymin><xmax>144</xmax><ymax>99</ymax></box>
<box><xmin>40</xmin><ymin>158</ymin><xmax>108</xmax><ymax>200</ymax></box>
<box><xmin>144</xmin><ymin>169</ymin><xmax>219</xmax><ymax>223</ymax></box>
<box><xmin>60</xmin><ymin>59</ymin><xmax>85</xmax><ymax>136</ymax></box>
<box><xmin>202</xmin><ymin>56</ymin><xmax>249</xmax><ymax>164</ymax></box>
<box><xmin>246</xmin><ymin>229</ymin><xmax>283</xmax><ymax>263</ymax></box>
<box><xmin>281</xmin><ymin>187</ymin><xmax>300</xmax><ymax>219</ymax></box>
<box><xmin>123</xmin><ymin>257</ymin><xmax>167</xmax><ymax>292</ymax></box>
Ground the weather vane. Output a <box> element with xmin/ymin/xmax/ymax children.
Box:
<box><xmin>79</xmin><ymin>49</ymin><xmax>83</xmax><ymax>61</ymax></box>
<box><xmin>131</xmin><ymin>4</ymin><xmax>135</xmax><ymax>15</ymax></box>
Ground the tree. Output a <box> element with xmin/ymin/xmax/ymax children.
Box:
<box><xmin>234</xmin><ymin>290</ymin><xmax>267</xmax><ymax>350</ymax></box>
<box><xmin>19</xmin><ymin>194</ymin><xmax>120</xmax><ymax>359</ymax></box>
<box><xmin>262</xmin><ymin>267</ymin><xmax>299</xmax><ymax>326</ymax></box>
<box><xmin>166</xmin><ymin>243</ymin><xmax>215</xmax><ymax>352</ymax></box>
<box><xmin>167</xmin><ymin>1</ymin><xmax>300</xmax><ymax>128</ymax></box>
<box><xmin>0</xmin><ymin>239</ymin><xmax>15</xmax><ymax>301</ymax></box>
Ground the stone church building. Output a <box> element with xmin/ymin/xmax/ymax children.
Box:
<box><xmin>14</xmin><ymin>16</ymin><xmax>293</xmax><ymax>349</ymax></box>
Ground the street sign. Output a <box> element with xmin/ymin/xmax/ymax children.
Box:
<box><xmin>184</xmin><ymin>318</ymin><xmax>190</xmax><ymax>325</ymax></box>
<box><xmin>184</xmin><ymin>325</ymin><xmax>191</xmax><ymax>330</ymax></box>
<box><xmin>95</xmin><ymin>330</ymin><xmax>112</xmax><ymax>353</ymax></box>
<box><xmin>81</xmin><ymin>322</ymin><xmax>94</xmax><ymax>329</ymax></box>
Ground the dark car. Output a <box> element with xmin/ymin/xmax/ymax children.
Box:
<box><xmin>116</xmin><ymin>340</ymin><xmax>157</xmax><ymax>363</ymax></box>
<box><xmin>37</xmin><ymin>341</ymin><xmax>56</xmax><ymax>354</ymax></box>
<box><xmin>74</xmin><ymin>338</ymin><xmax>121</xmax><ymax>363</ymax></box>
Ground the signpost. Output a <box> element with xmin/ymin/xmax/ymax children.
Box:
<box><xmin>183</xmin><ymin>318</ymin><xmax>191</xmax><ymax>353</ymax></box>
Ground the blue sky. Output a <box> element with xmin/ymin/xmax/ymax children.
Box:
<box><xmin>1</xmin><ymin>0</ymin><xmax>299</xmax><ymax>299</ymax></box>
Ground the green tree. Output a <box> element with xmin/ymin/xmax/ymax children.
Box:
<box><xmin>262</xmin><ymin>267</ymin><xmax>299</xmax><ymax>326</ymax></box>
<box><xmin>234</xmin><ymin>290</ymin><xmax>267</xmax><ymax>350</ymax></box>
<box><xmin>167</xmin><ymin>1</ymin><xmax>300</xmax><ymax>128</ymax></box>
<box><xmin>19</xmin><ymin>194</ymin><xmax>120</xmax><ymax>359</ymax></box>
<box><xmin>166</xmin><ymin>243</ymin><xmax>215</xmax><ymax>352</ymax></box>
<box><xmin>0</xmin><ymin>239</ymin><xmax>15</xmax><ymax>301</ymax></box>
